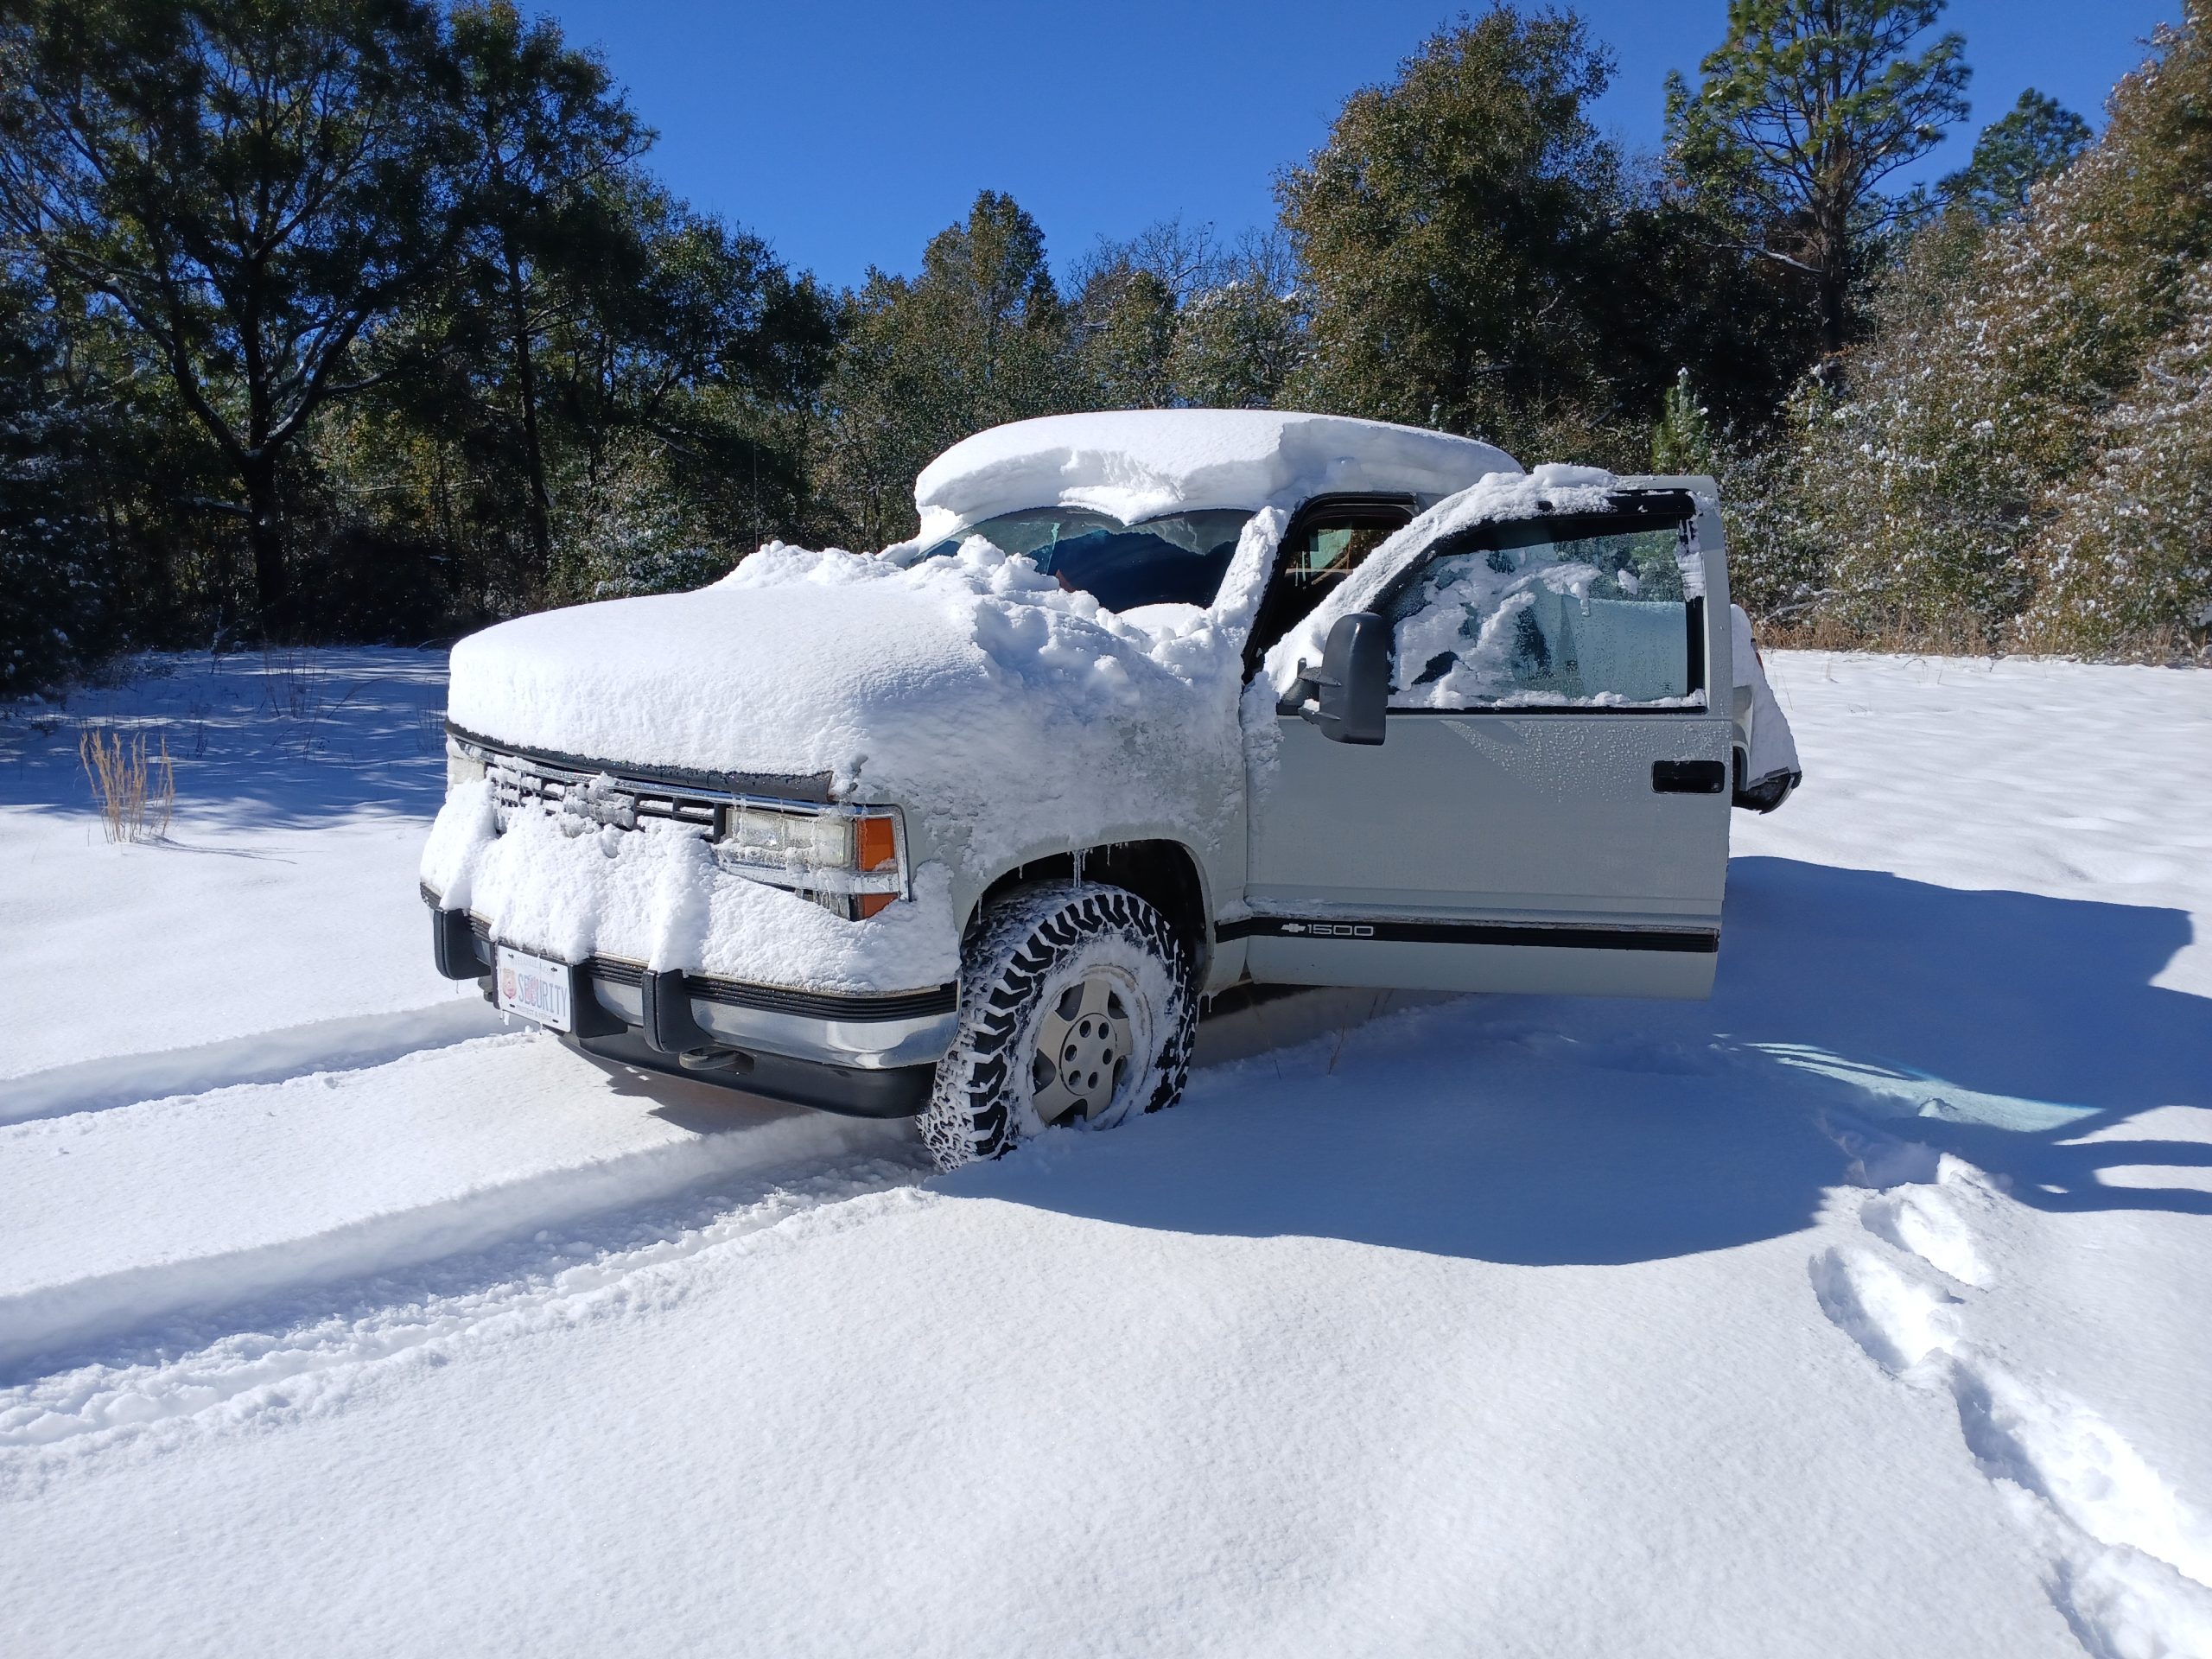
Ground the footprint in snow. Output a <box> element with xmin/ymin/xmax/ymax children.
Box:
<box><xmin>1861</xmin><ymin>1174</ymin><xmax>1992</xmax><ymax>1290</ymax></box>
<box><xmin>1808</xmin><ymin>1177</ymin><xmax>2212</xmax><ymax>1656</ymax></box>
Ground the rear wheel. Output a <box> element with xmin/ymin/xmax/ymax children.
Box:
<box><xmin>919</xmin><ymin>881</ymin><xmax>1196</xmax><ymax>1170</ymax></box>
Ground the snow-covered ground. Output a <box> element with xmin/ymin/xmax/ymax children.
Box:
<box><xmin>3</xmin><ymin>648</ymin><xmax>2209</xmax><ymax>1658</ymax></box>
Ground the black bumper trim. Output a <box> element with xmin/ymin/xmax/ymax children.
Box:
<box><xmin>641</xmin><ymin>967</ymin><xmax>715</xmax><ymax>1053</ymax></box>
<box><xmin>432</xmin><ymin>906</ymin><xmax>483</xmax><ymax>980</ymax></box>
<box><xmin>1216</xmin><ymin>914</ymin><xmax>1719</xmax><ymax>954</ymax></box>
<box><xmin>424</xmin><ymin>893</ymin><xmax>957</xmax><ymax>1022</ymax></box>
<box><xmin>588</xmin><ymin>957</ymin><xmax>957</xmax><ymax>1020</ymax></box>
<box><xmin>567</xmin><ymin>1030</ymin><xmax>934</xmax><ymax>1118</ymax></box>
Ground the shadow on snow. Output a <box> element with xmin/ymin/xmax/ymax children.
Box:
<box><xmin>0</xmin><ymin>649</ymin><xmax>450</xmax><ymax>830</ymax></box>
<box><xmin>938</xmin><ymin>857</ymin><xmax>2212</xmax><ymax>1267</ymax></box>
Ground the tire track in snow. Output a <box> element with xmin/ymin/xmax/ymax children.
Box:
<box><xmin>2</xmin><ymin>999</ymin><xmax>505</xmax><ymax>1126</ymax></box>
<box><xmin>0</xmin><ymin>983</ymin><xmax>1395</xmax><ymax>1391</ymax></box>
<box><xmin>0</xmin><ymin>1154</ymin><xmax>932</xmax><ymax>1458</ymax></box>
<box><xmin>1812</xmin><ymin>1116</ymin><xmax>2212</xmax><ymax>1657</ymax></box>
<box><xmin>2</xmin><ymin>1032</ymin><xmax>927</xmax><ymax>1379</ymax></box>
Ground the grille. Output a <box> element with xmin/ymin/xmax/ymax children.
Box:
<box><xmin>482</xmin><ymin>749</ymin><xmax>724</xmax><ymax>834</ymax></box>
<box><xmin>448</xmin><ymin>728</ymin><xmax>906</xmax><ymax>921</ymax></box>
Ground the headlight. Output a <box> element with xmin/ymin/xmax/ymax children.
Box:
<box><xmin>446</xmin><ymin>740</ymin><xmax>487</xmax><ymax>791</ymax></box>
<box><xmin>715</xmin><ymin>803</ymin><xmax>905</xmax><ymax>918</ymax></box>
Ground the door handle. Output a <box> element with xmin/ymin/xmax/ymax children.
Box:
<box><xmin>1652</xmin><ymin>760</ymin><xmax>1726</xmax><ymax>794</ymax></box>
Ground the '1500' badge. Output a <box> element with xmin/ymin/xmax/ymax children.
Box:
<box><xmin>1279</xmin><ymin>922</ymin><xmax>1376</xmax><ymax>937</ymax></box>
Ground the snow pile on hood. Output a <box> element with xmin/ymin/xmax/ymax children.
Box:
<box><xmin>431</xmin><ymin>517</ymin><xmax>1287</xmax><ymax>985</ymax></box>
<box><xmin>448</xmin><ymin>532</ymin><xmax>1273</xmax><ymax>807</ymax></box>
<box><xmin>913</xmin><ymin>410</ymin><xmax>1519</xmax><ymax>543</ymax></box>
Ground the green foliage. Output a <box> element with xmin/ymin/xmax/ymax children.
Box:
<box><xmin>0</xmin><ymin>0</ymin><xmax>832</xmax><ymax>648</ymax></box>
<box><xmin>1939</xmin><ymin>89</ymin><xmax>2092</xmax><ymax>224</ymax></box>
<box><xmin>1728</xmin><ymin>1</ymin><xmax>2212</xmax><ymax>652</ymax></box>
<box><xmin>1667</xmin><ymin>0</ymin><xmax>1970</xmax><ymax>353</ymax></box>
<box><xmin>0</xmin><ymin>0</ymin><xmax>480</xmax><ymax>630</ymax></box>
<box><xmin>0</xmin><ymin>267</ymin><xmax>102</xmax><ymax>691</ymax></box>
<box><xmin>1651</xmin><ymin>369</ymin><xmax>1717</xmax><ymax>474</ymax></box>
<box><xmin>2024</xmin><ymin>280</ymin><xmax>2212</xmax><ymax>649</ymax></box>
<box><xmin>0</xmin><ymin>2</ymin><xmax>2202</xmax><ymax>668</ymax></box>
<box><xmin>1277</xmin><ymin>8</ymin><xmax>1624</xmax><ymax>455</ymax></box>
<box><xmin>1073</xmin><ymin>265</ymin><xmax>1178</xmax><ymax>410</ymax></box>
<box><xmin>1274</xmin><ymin>10</ymin><xmax>1818</xmax><ymax>469</ymax></box>
<box><xmin>816</xmin><ymin>191</ymin><xmax>1071</xmax><ymax>547</ymax></box>
<box><xmin>1066</xmin><ymin>220</ymin><xmax>1300</xmax><ymax>412</ymax></box>
<box><xmin>1166</xmin><ymin>252</ymin><xmax>1300</xmax><ymax>410</ymax></box>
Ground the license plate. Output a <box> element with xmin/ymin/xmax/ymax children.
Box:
<box><xmin>494</xmin><ymin>945</ymin><xmax>574</xmax><ymax>1033</ymax></box>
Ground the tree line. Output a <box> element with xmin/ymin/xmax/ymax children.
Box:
<box><xmin>1</xmin><ymin>0</ymin><xmax>2202</xmax><ymax>695</ymax></box>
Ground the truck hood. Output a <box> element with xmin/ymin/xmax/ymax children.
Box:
<box><xmin>446</xmin><ymin>541</ymin><xmax>1252</xmax><ymax>872</ymax></box>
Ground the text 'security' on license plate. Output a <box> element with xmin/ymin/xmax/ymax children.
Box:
<box><xmin>494</xmin><ymin>944</ymin><xmax>574</xmax><ymax>1033</ymax></box>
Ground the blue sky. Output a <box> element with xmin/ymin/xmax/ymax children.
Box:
<box><xmin>533</xmin><ymin>0</ymin><xmax>2177</xmax><ymax>290</ymax></box>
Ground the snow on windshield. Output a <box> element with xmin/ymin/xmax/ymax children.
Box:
<box><xmin>913</xmin><ymin>507</ymin><xmax>1253</xmax><ymax>612</ymax></box>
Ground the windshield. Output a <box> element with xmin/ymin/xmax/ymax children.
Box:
<box><xmin>917</xmin><ymin>507</ymin><xmax>1253</xmax><ymax>612</ymax></box>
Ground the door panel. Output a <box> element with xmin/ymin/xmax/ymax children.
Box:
<box><xmin>1240</xmin><ymin>497</ymin><xmax>1732</xmax><ymax>1000</ymax></box>
<box><xmin>1243</xmin><ymin>710</ymin><xmax>1731</xmax><ymax>997</ymax></box>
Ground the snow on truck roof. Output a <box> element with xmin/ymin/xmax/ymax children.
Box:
<box><xmin>912</xmin><ymin>410</ymin><xmax>1521</xmax><ymax>540</ymax></box>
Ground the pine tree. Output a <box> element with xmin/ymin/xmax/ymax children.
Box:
<box><xmin>816</xmin><ymin>192</ymin><xmax>1071</xmax><ymax>546</ymax></box>
<box><xmin>1651</xmin><ymin>369</ymin><xmax>1718</xmax><ymax>474</ymax></box>
<box><xmin>1739</xmin><ymin>2</ymin><xmax>2212</xmax><ymax>650</ymax></box>
<box><xmin>1938</xmin><ymin>89</ymin><xmax>2093</xmax><ymax>224</ymax></box>
<box><xmin>1667</xmin><ymin>0</ymin><xmax>1971</xmax><ymax>355</ymax></box>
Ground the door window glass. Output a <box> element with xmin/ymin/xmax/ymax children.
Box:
<box><xmin>1244</xmin><ymin>506</ymin><xmax>1409</xmax><ymax>672</ymax></box>
<box><xmin>1383</xmin><ymin>519</ymin><xmax>1704</xmax><ymax>709</ymax></box>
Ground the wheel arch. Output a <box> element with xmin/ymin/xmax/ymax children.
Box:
<box><xmin>966</xmin><ymin>838</ymin><xmax>1213</xmax><ymax>984</ymax></box>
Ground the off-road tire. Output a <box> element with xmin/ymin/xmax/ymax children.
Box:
<box><xmin>919</xmin><ymin>881</ymin><xmax>1197</xmax><ymax>1170</ymax></box>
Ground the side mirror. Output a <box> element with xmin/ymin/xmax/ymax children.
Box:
<box><xmin>1287</xmin><ymin>611</ymin><xmax>1389</xmax><ymax>745</ymax></box>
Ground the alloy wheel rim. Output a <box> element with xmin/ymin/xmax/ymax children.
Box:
<box><xmin>1031</xmin><ymin>971</ymin><xmax>1135</xmax><ymax>1125</ymax></box>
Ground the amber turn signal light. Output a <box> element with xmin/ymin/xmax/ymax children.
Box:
<box><xmin>855</xmin><ymin>814</ymin><xmax>898</xmax><ymax>873</ymax></box>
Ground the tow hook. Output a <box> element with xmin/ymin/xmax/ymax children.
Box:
<box><xmin>678</xmin><ymin>1046</ymin><xmax>752</xmax><ymax>1074</ymax></box>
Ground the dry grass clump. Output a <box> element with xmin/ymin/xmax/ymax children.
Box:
<box><xmin>79</xmin><ymin>726</ymin><xmax>175</xmax><ymax>843</ymax></box>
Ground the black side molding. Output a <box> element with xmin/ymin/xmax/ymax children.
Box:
<box><xmin>1217</xmin><ymin>915</ymin><xmax>1718</xmax><ymax>953</ymax></box>
<box><xmin>1652</xmin><ymin>760</ymin><xmax>1727</xmax><ymax>795</ymax></box>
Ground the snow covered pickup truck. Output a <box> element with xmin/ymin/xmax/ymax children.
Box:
<box><xmin>422</xmin><ymin>410</ymin><xmax>1800</xmax><ymax>1166</ymax></box>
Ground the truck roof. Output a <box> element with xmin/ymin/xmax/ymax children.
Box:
<box><xmin>912</xmin><ymin>410</ymin><xmax>1522</xmax><ymax>542</ymax></box>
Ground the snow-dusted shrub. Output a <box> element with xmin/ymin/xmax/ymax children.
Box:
<box><xmin>1167</xmin><ymin>276</ymin><xmax>1301</xmax><ymax>411</ymax></box>
<box><xmin>2022</xmin><ymin>273</ymin><xmax>2212</xmax><ymax>652</ymax></box>
<box><xmin>1746</xmin><ymin>3</ymin><xmax>2212</xmax><ymax>652</ymax></box>
<box><xmin>549</xmin><ymin>438</ymin><xmax>741</xmax><ymax>601</ymax></box>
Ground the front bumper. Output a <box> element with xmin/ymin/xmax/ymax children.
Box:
<box><xmin>428</xmin><ymin>894</ymin><xmax>952</xmax><ymax>1118</ymax></box>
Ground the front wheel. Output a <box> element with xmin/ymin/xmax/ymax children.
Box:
<box><xmin>919</xmin><ymin>881</ymin><xmax>1197</xmax><ymax>1170</ymax></box>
